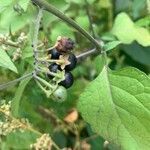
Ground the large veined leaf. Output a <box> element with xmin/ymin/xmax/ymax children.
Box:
<box><xmin>0</xmin><ymin>49</ymin><xmax>18</xmax><ymax>73</ymax></box>
<box><xmin>111</xmin><ymin>13</ymin><xmax>150</xmax><ymax>46</ymax></box>
<box><xmin>78</xmin><ymin>66</ymin><xmax>150</xmax><ymax>150</ymax></box>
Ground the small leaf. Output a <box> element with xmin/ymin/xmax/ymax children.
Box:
<box><xmin>101</xmin><ymin>33</ymin><xmax>117</xmax><ymax>41</ymax></box>
<box><xmin>0</xmin><ymin>49</ymin><xmax>18</xmax><ymax>73</ymax></box>
<box><xmin>78</xmin><ymin>66</ymin><xmax>150</xmax><ymax>150</ymax></box>
<box><xmin>112</xmin><ymin>12</ymin><xmax>150</xmax><ymax>46</ymax></box>
<box><xmin>104</xmin><ymin>41</ymin><xmax>122</xmax><ymax>51</ymax></box>
<box><xmin>18</xmin><ymin>0</ymin><xmax>30</xmax><ymax>11</ymax></box>
<box><xmin>135</xmin><ymin>16</ymin><xmax>150</xmax><ymax>27</ymax></box>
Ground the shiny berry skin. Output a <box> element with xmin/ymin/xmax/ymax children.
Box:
<box><xmin>48</xmin><ymin>48</ymin><xmax>61</xmax><ymax>59</ymax></box>
<box><xmin>52</xmin><ymin>86</ymin><xmax>67</xmax><ymax>102</ymax></box>
<box><xmin>65</xmin><ymin>54</ymin><xmax>77</xmax><ymax>71</ymax></box>
<box><xmin>47</xmin><ymin>63</ymin><xmax>61</xmax><ymax>79</ymax></box>
<box><xmin>59</xmin><ymin>72</ymin><xmax>74</xmax><ymax>88</ymax></box>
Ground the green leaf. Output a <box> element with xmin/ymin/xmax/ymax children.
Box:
<box><xmin>93</xmin><ymin>55</ymin><xmax>105</xmax><ymax>74</ymax></box>
<box><xmin>122</xmin><ymin>42</ymin><xmax>150</xmax><ymax>65</ymax></box>
<box><xmin>11</xmin><ymin>76</ymin><xmax>32</xmax><ymax>117</ymax></box>
<box><xmin>0</xmin><ymin>49</ymin><xmax>18</xmax><ymax>73</ymax></box>
<box><xmin>75</xmin><ymin>15</ymin><xmax>89</xmax><ymax>31</ymax></box>
<box><xmin>135</xmin><ymin>16</ymin><xmax>150</xmax><ymax>27</ymax></box>
<box><xmin>104</xmin><ymin>41</ymin><xmax>122</xmax><ymax>51</ymax></box>
<box><xmin>101</xmin><ymin>33</ymin><xmax>117</xmax><ymax>41</ymax></box>
<box><xmin>18</xmin><ymin>0</ymin><xmax>30</xmax><ymax>11</ymax></box>
<box><xmin>99</xmin><ymin>0</ymin><xmax>112</xmax><ymax>8</ymax></box>
<box><xmin>2</xmin><ymin>130</ymin><xmax>38</xmax><ymax>149</ymax></box>
<box><xmin>132</xmin><ymin>0</ymin><xmax>146</xmax><ymax>19</ymax></box>
<box><xmin>112</xmin><ymin>12</ymin><xmax>150</xmax><ymax>46</ymax></box>
<box><xmin>115</xmin><ymin>0</ymin><xmax>131</xmax><ymax>12</ymax></box>
<box><xmin>50</xmin><ymin>22</ymin><xmax>74</xmax><ymax>41</ymax></box>
<box><xmin>78</xmin><ymin>66</ymin><xmax>150</xmax><ymax>150</ymax></box>
<box><xmin>0</xmin><ymin>6</ymin><xmax>34</xmax><ymax>33</ymax></box>
<box><xmin>0</xmin><ymin>0</ymin><xmax>12</xmax><ymax>12</ymax></box>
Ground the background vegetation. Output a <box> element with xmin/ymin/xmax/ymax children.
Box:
<box><xmin>0</xmin><ymin>0</ymin><xmax>150</xmax><ymax>149</ymax></box>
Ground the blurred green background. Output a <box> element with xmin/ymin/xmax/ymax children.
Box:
<box><xmin>0</xmin><ymin>0</ymin><xmax>150</xmax><ymax>149</ymax></box>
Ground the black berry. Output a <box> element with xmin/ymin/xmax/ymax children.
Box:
<box><xmin>65</xmin><ymin>54</ymin><xmax>77</xmax><ymax>71</ymax></box>
<box><xmin>48</xmin><ymin>48</ymin><xmax>61</xmax><ymax>59</ymax></box>
<box><xmin>47</xmin><ymin>63</ymin><xmax>61</xmax><ymax>79</ymax></box>
<box><xmin>65</xmin><ymin>38</ymin><xmax>75</xmax><ymax>50</ymax></box>
<box><xmin>59</xmin><ymin>72</ymin><xmax>74</xmax><ymax>88</ymax></box>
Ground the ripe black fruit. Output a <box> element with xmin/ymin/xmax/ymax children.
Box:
<box><xmin>47</xmin><ymin>63</ymin><xmax>61</xmax><ymax>79</ymax></box>
<box><xmin>65</xmin><ymin>54</ymin><xmax>77</xmax><ymax>71</ymax></box>
<box><xmin>59</xmin><ymin>72</ymin><xmax>74</xmax><ymax>88</ymax></box>
<box><xmin>48</xmin><ymin>48</ymin><xmax>61</xmax><ymax>59</ymax></box>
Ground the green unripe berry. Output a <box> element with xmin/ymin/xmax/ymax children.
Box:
<box><xmin>52</xmin><ymin>86</ymin><xmax>67</xmax><ymax>102</ymax></box>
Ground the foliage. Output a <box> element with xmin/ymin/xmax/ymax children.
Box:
<box><xmin>0</xmin><ymin>0</ymin><xmax>150</xmax><ymax>150</ymax></box>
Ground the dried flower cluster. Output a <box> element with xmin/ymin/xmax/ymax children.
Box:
<box><xmin>0</xmin><ymin>101</ymin><xmax>11</xmax><ymax>116</ymax></box>
<box><xmin>0</xmin><ymin>101</ymin><xmax>31</xmax><ymax>136</ymax></box>
<box><xmin>12</xmin><ymin>48</ymin><xmax>22</xmax><ymax>61</ymax></box>
<box><xmin>0</xmin><ymin>32</ymin><xmax>27</xmax><ymax>61</ymax></box>
<box><xmin>0</xmin><ymin>118</ymin><xmax>24</xmax><ymax>136</ymax></box>
<box><xmin>30</xmin><ymin>134</ymin><xmax>52</xmax><ymax>150</ymax></box>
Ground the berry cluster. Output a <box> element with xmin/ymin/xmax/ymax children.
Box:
<box><xmin>47</xmin><ymin>37</ymin><xmax>77</xmax><ymax>89</ymax></box>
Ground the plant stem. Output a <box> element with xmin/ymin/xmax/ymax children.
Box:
<box><xmin>0</xmin><ymin>72</ymin><xmax>33</xmax><ymax>91</ymax></box>
<box><xmin>37</xmin><ymin>58</ymin><xmax>64</xmax><ymax>64</ymax></box>
<box><xmin>84</xmin><ymin>0</ymin><xmax>96</xmax><ymax>38</ymax></box>
<box><xmin>35</xmin><ymin>66</ymin><xmax>60</xmax><ymax>78</ymax></box>
<box><xmin>76</xmin><ymin>48</ymin><xmax>97</xmax><ymax>59</ymax></box>
<box><xmin>32</xmin><ymin>8</ymin><xmax>43</xmax><ymax>74</ymax></box>
<box><xmin>31</xmin><ymin>0</ymin><xmax>102</xmax><ymax>51</ymax></box>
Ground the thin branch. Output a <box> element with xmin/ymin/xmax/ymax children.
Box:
<box><xmin>76</xmin><ymin>48</ymin><xmax>97</xmax><ymax>60</ymax></box>
<box><xmin>31</xmin><ymin>0</ymin><xmax>102</xmax><ymax>51</ymax></box>
<box><xmin>0</xmin><ymin>72</ymin><xmax>33</xmax><ymax>91</ymax></box>
<box><xmin>82</xmin><ymin>134</ymin><xmax>99</xmax><ymax>142</ymax></box>
<box><xmin>84</xmin><ymin>0</ymin><xmax>96</xmax><ymax>38</ymax></box>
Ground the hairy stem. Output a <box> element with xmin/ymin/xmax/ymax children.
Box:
<box><xmin>32</xmin><ymin>8</ymin><xmax>43</xmax><ymax>73</ymax></box>
<box><xmin>31</xmin><ymin>0</ymin><xmax>102</xmax><ymax>51</ymax></box>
